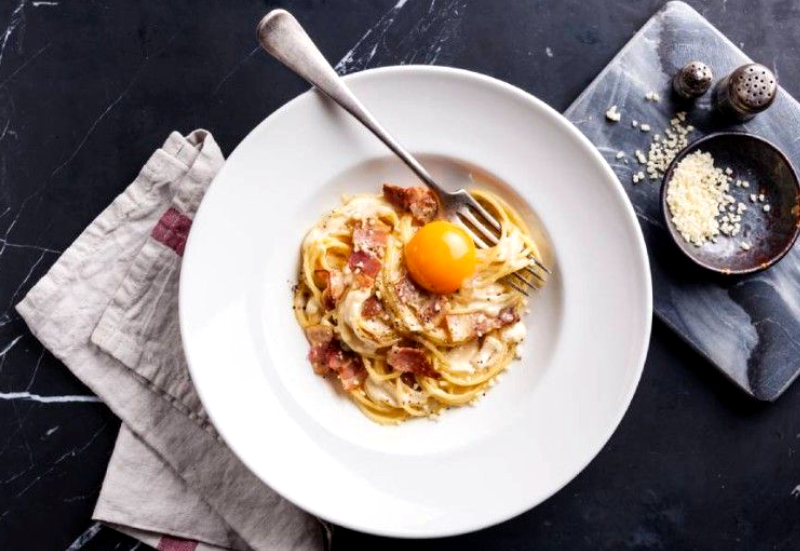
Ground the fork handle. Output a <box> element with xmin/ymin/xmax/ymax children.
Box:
<box><xmin>257</xmin><ymin>10</ymin><xmax>448</xmax><ymax>198</ymax></box>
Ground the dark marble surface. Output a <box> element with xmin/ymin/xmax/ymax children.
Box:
<box><xmin>565</xmin><ymin>1</ymin><xmax>800</xmax><ymax>402</ymax></box>
<box><xmin>2</xmin><ymin>1</ymin><xmax>800</xmax><ymax>550</ymax></box>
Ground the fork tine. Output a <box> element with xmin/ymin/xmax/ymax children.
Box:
<box><xmin>454</xmin><ymin>217</ymin><xmax>491</xmax><ymax>249</ymax></box>
<box><xmin>522</xmin><ymin>264</ymin><xmax>546</xmax><ymax>283</ymax></box>
<box><xmin>462</xmin><ymin>192</ymin><xmax>553</xmax><ymax>275</ymax></box>
<box><xmin>454</xmin><ymin>217</ymin><xmax>538</xmax><ymax>293</ymax></box>
<box><xmin>461</xmin><ymin>209</ymin><xmax>546</xmax><ymax>285</ymax></box>
<box><xmin>504</xmin><ymin>277</ymin><xmax>530</xmax><ymax>297</ymax></box>
<box><xmin>461</xmin><ymin>208</ymin><xmax>552</xmax><ymax>280</ymax></box>
<box><xmin>458</xmin><ymin>209</ymin><xmax>500</xmax><ymax>247</ymax></box>
<box><xmin>527</xmin><ymin>256</ymin><xmax>552</xmax><ymax>275</ymax></box>
<box><xmin>510</xmin><ymin>271</ymin><xmax>539</xmax><ymax>292</ymax></box>
<box><xmin>463</xmin><ymin>194</ymin><xmax>502</xmax><ymax>233</ymax></box>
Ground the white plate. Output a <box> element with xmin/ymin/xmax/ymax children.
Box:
<box><xmin>180</xmin><ymin>66</ymin><xmax>652</xmax><ymax>538</ymax></box>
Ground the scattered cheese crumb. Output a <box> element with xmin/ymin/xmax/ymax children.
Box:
<box><xmin>632</xmin><ymin>171</ymin><xmax>645</xmax><ymax>183</ymax></box>
<box><xmin>725</xmin><ymin>168</ymin><xmax>733</xmax><ymax>175</ymax></box>
<box><xmin>635</xmin><ymin>150</ymin><xmax>647</xmax><ymax>164</ymax></box>
<box><xmin>640</xmin><ymin>124</ymin><xmax>651</xmax><ymax>132</ymax></box>
<box><xmin>632</xmin><ymin>120</ymin><xmax>639</xmax><ymax>127</ymax></box>
<box><xmin>750</xmin><ymin>194</ymin><xmax>757</xmax><ymax>202</ymax></box>
<box><xmin>643</xmin><ymin>112</ymin><xmax>693</xmax><ymax>181</ymax></box>
<box><xmin>740</xmin><ymin>242</ymin><xmax>751</xmax><ymax>250</ymax></box>
<box><xmin>759</xmin><ymin>193</ymin><xmax>766</xmax><ymax>202</ymax></box>
<box><xmin>616</xmin><ymin>151</ymin><xmax>625</xmax><ymax>159</ymax></box>
<box><xmin>645</xmin><ymin>91</ymin><xmax>661</xmax><ymax>102</ymax></box>
<box><xmin>605</xmin><ymin>105</ymin><xmax>621</xmax><ymax>122</ymax></box>
<box><xmin>764</xmin><ymin>204</ymin><xmax>772</xmax><ymax>212</ymax></box>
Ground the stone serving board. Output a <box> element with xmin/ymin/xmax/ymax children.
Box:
<box><xmin>565</xmin><ymin>1</ymin><xmax>800</xmax><ymax>400</ymax></box>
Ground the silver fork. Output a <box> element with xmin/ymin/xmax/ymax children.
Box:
<box><xmin>256</xmin><ymin>9</ymin><xmax>549</xmax><ymax>295</ymax></box>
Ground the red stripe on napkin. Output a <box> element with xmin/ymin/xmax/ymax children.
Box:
<box><xmin>151</xmin><ymin>207</ymin><xmax>192</xmax><ymax>256</ymax></box>
<box><xmin>157</xmin><ymin>536</ymin><xmax>198</xmax><ymax>551</ymax></box>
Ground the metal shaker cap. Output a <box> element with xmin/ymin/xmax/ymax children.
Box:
<box><xmin>714</xmin><ymin>63</ymin><xmax>778</xmax><ymax>120</ymax></box>
<box><xmin>729</xmin><ymin>63</ymin><xmax>777</xmax><ymax>113</ymax></box>
<box><xmin>673</xmin><ymin>61</ymin><xmax>712</xmax><ymax>99</ymax></box>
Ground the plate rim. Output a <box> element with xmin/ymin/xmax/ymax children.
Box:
<box><xmin>180</xmin><ymin>64</ymin><xmax>653</xmax><ymax>538</ymax></box>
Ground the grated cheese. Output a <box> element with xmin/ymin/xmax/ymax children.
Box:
<box><xmin>666</xmin><ymin>150</ymin><xmax>732</xmax><ymax>246</ymax></box>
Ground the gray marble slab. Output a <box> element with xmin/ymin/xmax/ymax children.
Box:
<box><xmin>565</xmin><ymin>1</ymin><xmax>800</xmax><ymax>401</ymax></box>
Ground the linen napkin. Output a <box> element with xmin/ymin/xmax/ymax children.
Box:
<box><xmin>16</xmin><ymin>130</ymin><xmax>329</xmax><ymax>551</ymax></box>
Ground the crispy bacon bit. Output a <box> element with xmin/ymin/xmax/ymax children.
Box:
<box><xmin>305</xmin><ymin>324</ymin><xmax>334</xmax><ymax>346</ymax></box>
<box><xmin>387</xmin><ymin>345</ymin><xmax>439</xmax><ymax>378</ymax></box>
<box><xmin>337</xmin><ymin>358</ymin><xmax>367</xmax><ymax>390</ymax></box>
<box><xmin>445</xmin><ymin>306</ymin><xmax>519</xmax><ymax>341</ymax></box>
<box><xmin>361</xmin><ymin>295</ymin><xmax>384</xmax><ymax>318</ymax></box>
<box><xmin>400</xmin><ymin>372</ymin><xmax>417</xmax><ymax>387</ymax></box>
<box><xmin>317</xmin><ymin>269</ymin><xmax>346</xmax><ymax>309</ymax></box>
<box><xmin>382</xmin><ymin>184</ymin><xmax>439</xmax><ymax>224</ymax></box>
<box><xmin>394</xmin><ymin>276</ymin><xmax>446</xmax><ymax>325</ymax></box>
<box><xmin>307</xmin><ymin>346</ymin><xmax>333</xmax><ymax>376</ymax></box>
<box><xmin>348</xmin><ymin>250</ymin><xmax>382</xmax><ymax>279</ymax></box>
<box><xmin>353</xmin><ymin>226</ymin><xmax>388</xmax><ymax>255</ymax></box>
<box><xmin>306</xmin><ymin>330</ymin><xmax>366</xmax><ymax>388</ymax></box>
<box><xmin>498</xmin><ymin>305</ymin><xmax>519</xmax><ymax>325</ymax></box>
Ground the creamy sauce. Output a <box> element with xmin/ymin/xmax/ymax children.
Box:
<box><xmin>364</xmin><ymin>378</ymin><xmax>399</xmax><ymax>407</ymax></box>
<box><xmin>500</xmin><ymin>321</ymin><xmax>526</xmax><ymax>343</ymax></box>
<box><xmin>497</xmin><ymin>230</ymin><xmax>530</xmax><ymax>271</ymax></box>
<box><xmin>305</xmin><ymin>297</ymin><xmax>320</xmax><ymax>316</ymax></box>
<box><xmin>340</xmin><ymin>196</ymin><xmax>395</xmax><ymax>221</ymax></box>
<box><xmin>337</xmin><ymin>289</ymin><xmax>379</xmax><ymax>354</ymax></box>
<box><xmin>445</xmin><ymin>340</ymin><xmax>480</xmax><ymax>373</ymax></box>
<box><xmin>338</xmin><ymin>288</ymin><xmax>397</xmax><ymax>353</ymax></box>
<box><xmin>460</xmin><ymin>283</ymin><xmax>506</xmax><ymax>316</ymax></box>
<box><xmin>475</xmin><ymin>336</ymin><xmax>503</xmax><ymax>368</ymax></box>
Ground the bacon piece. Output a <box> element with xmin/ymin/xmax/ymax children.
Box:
<box><xmin>382</xmin><ymin>184</ymin><xmax>439</xmax><ymax>224</ymax></box>
<box><xmin>337</xmin><ymin>358</ymin><xmax>367</xmax><ymax>390</ymax></box>
<box><xmin>394</xmin><ymin>275</ymin><xmax>445</xmax><ymax>325</ymax></box>
<box><xmin>316</xmin><ymin>269</ymin><xmax>346</xmax><ymax>309</ymax></box>
<box><xmin>445</xmin><ymin>306</ymin><xmax>519</xmax><ymax>341</ymax></box>
<box><xmin>361</xmin><ymin>295</ymin><xmax>384</xmax><ymax>318</ymax></box>
<box><xmin>498</xmin><ymin>305</ymin><xmax>519</xmax><ymax>326</ymax></box>
<box><xmin>387</xmin><ymin>346</ymin><xmax>439</xmax><ymax>378</ymax></box>
<box><xmin>306</xmin><ymin>330</ymin><xmax>367</xmax><ymax>388</ymax></box>
<box><xmin>353</xmin><ymin>226</ymin><xmax>388</xmax><ymax>255</ymax></box>
<box><xmin>348</xmin><ymin>250</ymin><xmax>382</xmax><ymax>279</ymax></box>
<box><xmin>307</xmin><ymin>342</ymin><xmax>334</xmax><ymax>376</ymax></box>
<box><xmin>305</xmin><ymin>324</ymin><xmax>334</xmax><ymax>346</ymax></box>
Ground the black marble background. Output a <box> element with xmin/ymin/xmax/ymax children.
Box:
<box><xmin>1</xmin><ymin>1</ymin><xmax>799</xmax><ymax>550</ymax></box>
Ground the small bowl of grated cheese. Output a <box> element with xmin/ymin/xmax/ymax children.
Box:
<box><xmin>660</xmin><ymin>132</ymin><xmax>800</xmax><ymax>275</ymax></box>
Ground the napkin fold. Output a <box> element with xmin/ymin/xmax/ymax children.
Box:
<box><xmin>16</xmin><ymin>130</ymin><xmax>329</xmax><ymax>551</ymax></box>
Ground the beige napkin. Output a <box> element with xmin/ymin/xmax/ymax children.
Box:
<box><xmin>16</xmin><ymin>130</ymin><xmax>329</xmax><ymax>551</ymax></box>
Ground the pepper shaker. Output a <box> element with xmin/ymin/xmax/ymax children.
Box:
<box><xmin>713</xmin><ymin>63</ymin><xmax>778</xmax><ymax>121</ymax></box>
<box><xmin>673</xmin><ymin>61</ymin><xmax>713</xmax><ymax>99</ymax></box>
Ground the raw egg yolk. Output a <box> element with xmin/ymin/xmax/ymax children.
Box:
<box><xmin>405</xmin><ymin>221</ymin><xmax>476</xmax><ymax>294</ymax></box>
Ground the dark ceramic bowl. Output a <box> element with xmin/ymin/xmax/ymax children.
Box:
<box><xmin>661</xmin><ymin>132</ymin><xmax>800</xmax><ymax>275</ymax></box>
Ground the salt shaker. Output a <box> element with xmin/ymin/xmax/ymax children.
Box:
<box><xmin>713</xmin><ymin>63</ymin><xmax>778</xmax><ymax>121</ymax></box>
<box><xmin>673</xmin><ymin>61</ymin><xmax>713</xmax><ymax>99</ymax></box>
